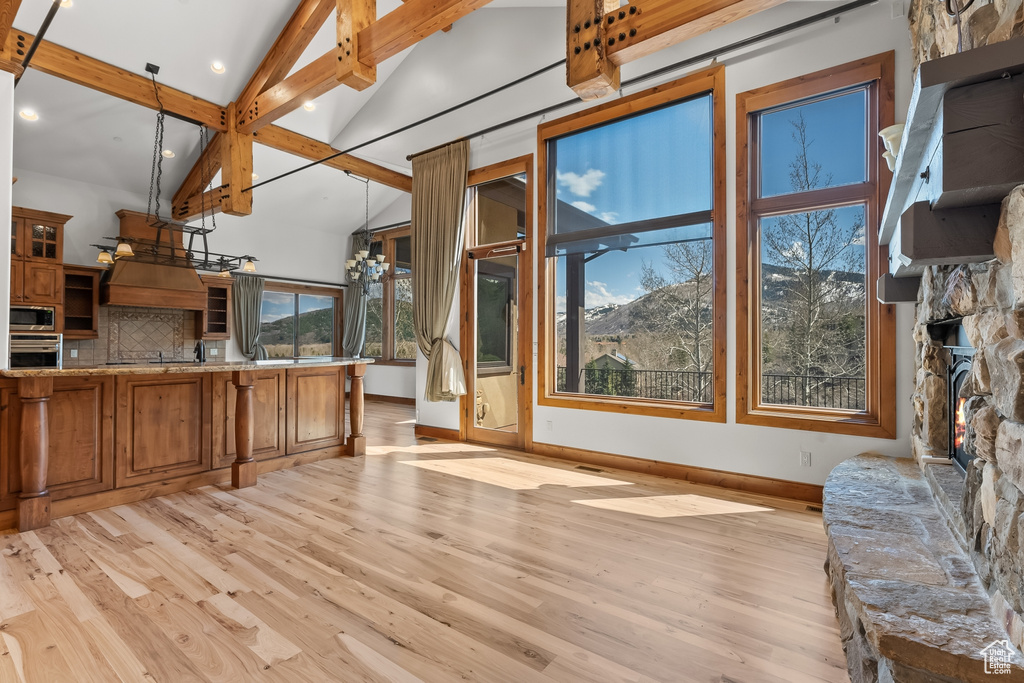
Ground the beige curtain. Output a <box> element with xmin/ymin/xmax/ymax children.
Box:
<box><xmin>412</xmin><ymin>140</ymin><xmax>469</xmax><ymax>402</ymax></box>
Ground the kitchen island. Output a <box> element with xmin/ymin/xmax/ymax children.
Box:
<box><xmin>0</xmin><ymin>358</ymin><xmax>371</xmax><ymax>531</ymax></box>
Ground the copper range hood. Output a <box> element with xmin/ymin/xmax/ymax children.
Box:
<box><xmin>100</xmin><ymin>209</ymin><xmax>208</xmax><ymax>311</ymax></box>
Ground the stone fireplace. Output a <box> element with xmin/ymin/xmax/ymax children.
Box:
<box><xmin>912</xmin><ymin>190</ymin><xmax>1024</xmax><ymax>652</ymax></box>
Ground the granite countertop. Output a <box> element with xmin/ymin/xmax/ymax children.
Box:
<box><xmin>1</xmin><ymin>357</ymin><xmax>373</xmax><ymax>378</ymax></box>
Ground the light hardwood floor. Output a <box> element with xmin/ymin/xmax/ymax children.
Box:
<box><xmin>0</xmin><ymin>403</ymin><xmax>847</xmax><ymax>682</ymax></box>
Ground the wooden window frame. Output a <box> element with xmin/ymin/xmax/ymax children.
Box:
<box><xmin>262</xmin><ymin>280</ymin><xmax>343</xmax><ymax>358</ymax></box>
<box><xmin>364</xmin><ymin>225</ymin><xmax>415</xmax><ymax>365</ymax></box>
<box><xmin>736</xmin><ymin>52</ymin><xmax>897</xmax><ymax>438</ymax></box>
<box><xmin>537</xmin><ymin>66</ymin><xmax>727</xmax><ymax>423</ymax></box>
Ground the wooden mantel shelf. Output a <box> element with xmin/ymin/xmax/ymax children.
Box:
<box><xmin>879</xmin><ymin>36</ymin><xmax>1024</xmax><ymax>284</ymax></box>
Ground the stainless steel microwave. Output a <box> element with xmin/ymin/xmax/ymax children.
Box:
<box><xmin>10</xmin><ymin>305</ymin><xmax>56</xmax><ymax>331</ymax></box>
<box><xmin>9</xmin><ymin>333</ymin><xmax>62</xmax><ymax>368</ymax></box>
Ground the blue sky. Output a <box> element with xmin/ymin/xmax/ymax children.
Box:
<box><xmin>261</xmin><ymin>292</ymin><xmax>333</xmax><ymax>324</ymax></box>
<box><xmin>552</xmin><ymin>86</ymin><xmax>868</xmax><ymax>312</ymax></box>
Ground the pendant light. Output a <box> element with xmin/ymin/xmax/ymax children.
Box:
<box><xmin>96</xmin><ymin>249</ymin><xmax>113</xmax><ymax>265</ymax></box>
<box><xmin>345</xmin><ymin>172</ymin><xmax>388</xmax><ymax>296</ymax></box>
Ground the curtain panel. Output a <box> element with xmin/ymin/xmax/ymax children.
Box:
<box><xmin>233</xmin><ymin>274</ymin><xmax>268</xmax><ymax>360</ymax></box>
<box><xmin>411</xmin><ymin>140</ymin><xmax>470</xmax><ymax>402</ymax></box>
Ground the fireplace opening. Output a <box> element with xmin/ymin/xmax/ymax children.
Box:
<box><xmin>928</xmin><ymin>318</ymin><xmax>975</xmax><ymax>472</ymax></box>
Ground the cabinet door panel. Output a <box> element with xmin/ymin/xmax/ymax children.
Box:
<box><xmin>286</xmin><ymin>367</ymin><xmax>344</xmax><ymax>454</ymax></box>
<box><xmin>10</xmin><ymin>260</ymin><xmax>22</xmax><ymax>302</ymax></box>
<box><xmin>115</xmin><ymin>374</ymin><xmax>211</xmax><ymax>487</ymax></box>
<box><xmin>22</xmin><ymin>263</ymin><xmax>62</xmax><ymax>304</ymax></box>
<box><xmin>0</xmin><ymin>377</ymin><xmax>114</xmax><ymax>507</ymax></box>
<box><xmin>212</xmin><ymin>370</ymin><xmax>286</xmax><ymax>469</ymax></box>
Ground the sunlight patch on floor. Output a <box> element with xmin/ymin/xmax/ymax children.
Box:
<box><xmin>401</xmin><ymin>457</ymin><xmax>633</xmax><ymax>490</ymax></box>
<box><xmin>572</xmin><ymin>494</ymin><xmax>774</xmax><ymax>518</ymax></box>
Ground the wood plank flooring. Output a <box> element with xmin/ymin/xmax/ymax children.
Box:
<box><xmin>0</xmin><ymin>403</ymin><xmax>847</xmax><ymax>682</ymax></box>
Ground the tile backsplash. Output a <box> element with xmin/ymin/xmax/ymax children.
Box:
<box><xmin>63</xmin><ymin>306</ymin><xmax>227</xmax><ymax>366</ymax></box>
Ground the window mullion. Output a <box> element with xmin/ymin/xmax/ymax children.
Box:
<box><xmin>751</xmin><ymin>183</ymin><xmax>873</xmax><ymax>216</ymax></box>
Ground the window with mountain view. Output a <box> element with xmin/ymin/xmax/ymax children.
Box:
<box><xmin>538</xmin><ymin>68</ymin><xmax>726</xmax><ymax>421</ymax></box>
<box><xmin>260</xmin><ymin>285</ymin><xmax>340</xmax><ymax>358</ymax></box>
<box><xmin>737</xmin><ymin>53</ymin><xmax>896</xmax><ymax>438</ymax></box>
<box><xmin>363</xmin><ymin>227</ymin><xmax>415</xmax><ymax>362</ymax></box>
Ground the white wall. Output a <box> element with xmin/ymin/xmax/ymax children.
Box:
<box><xmin>416</xmin><ymin>0</ymin><xmax>916</xmax><ymax>485</ymax></box>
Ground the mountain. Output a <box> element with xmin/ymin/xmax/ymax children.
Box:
<box><xmin>260</xmin><ymin>307</ymin><xmax>333</xmax><ymax>346</ymax></box>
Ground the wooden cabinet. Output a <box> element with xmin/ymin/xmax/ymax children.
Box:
<box><xmin>196</xmin><ymin>275</ymin><xmax>232</xmax><ymax>340</ymax></box>
<box><xmin>0</xmin><ymin>377</ymin><xmax>115</xmax><ymax>510</ymax></box>
<box><xmin>286</xmin><ymin>366</ymin><xmax>345</xmax><ymax>455</ymax></box>
<box><xmin>10</xmin><ymin>207</ymin><xmax>69</xmax><ymax>304</ymax></box>
<box><xmin>22</xmin><ymin>262</ymin><xmax>63</xmax><ymax>305</ymax></box>
<box><xmin>211</xmin><ymin>370</ymin><xmax>286</xmax><ymax>469</ymax></box>
<box><xmin>63</xmin><ymin>266</ymin><xmax>102</xmax><ymax>339</ymax></box>
<box><xmin>10</xmin><ymin>259</ymin><xmax>22</xmax><ymax>302</ymax></box>
<box><xmin>114</xmin><ymin>374</ymin><xmax>212</xmax><ymax>487</ymax></box>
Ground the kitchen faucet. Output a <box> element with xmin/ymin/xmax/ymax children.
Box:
<box><xmin>194</xmin><ymin>340</ymin><xmax>206</xmax><ymax>363</ymax></box>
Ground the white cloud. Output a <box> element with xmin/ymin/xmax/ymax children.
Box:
<box><xmin>851</xmin><ymin>226</ymin><xmax>866</xmax><ymax>246</ymax></box>
<box><xmin>555</xmin><ymin>295</ymin><xmax>566</xmax><ymax>314</ymax></box>
<box><xmin>586</xmin><ymin>280</ymin><xmax>635</xmax><ymax>307</ymax></box>
<box><xmin>572</xmin><ymin>201</ymin><xmax>596</xmax><ymax>212</ymax></box>
<box><xmin>783</xmin><ymin>241</ymin><xmax>806</xmax><ymax>262</ymax></box>
<box><xmin>598</xmin><ymin>211</ymin><xmax>618</xmax><ymax>223</ymax></box>
<box><xmin>557</xmin><ymin>169</ymin><xmax>605</xmax><ymax>197</ymax></box>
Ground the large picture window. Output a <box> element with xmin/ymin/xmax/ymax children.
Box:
<box><xmin>736</xmin><ymin>53</ymin><xmax>896</xmax><ymax>437</ymax></box>
<box><xmin>363</xmin><ymin>226</ymin><xmax>415</xmax><ymax>363</ymax></box>
<box><xmin>538</xmin><ymin>67</ymin><xmax>726</xmax><ymax>422</ymax></box>
<box><xmin>259</xmin><ymin>283</ymin><xmax>342</xmax><ymax>358</ymax></box>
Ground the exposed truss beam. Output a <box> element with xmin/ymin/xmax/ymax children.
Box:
<box><xmin>4</xmin><ymin>31</ymin><xmax>411</xmax><ymax>204</ymax></box>
<box><xmin>6</xmin><ymin>29</ymin><xmax>228</xmax><ymax>130</ymax></box>
<box><xmin>255</xmin><ymin>125</ymin><xmax>412</xmax><ymax>192</ymax></box>
<box><xmin>0</xmin><ymin>0</ymin><xmax>23</xmax><ymax>57</ymax></box>
<box><xmin>567</xmin><ymin>0</ymin><xmax>786</xmax><ymax>99</ymax></box>
<box><xmin>172</xmin><ymin>132</ymin><xmax>222</xmax><ymax>210</ymax></box>
<box><xmin>238</xmin><ymin>0</ymin><xmax>492</xmax><ymax>133</ymax></box>
<box><xmin>221</xmin><ymin>102</ymin><xmax>253</xmax><ymax>216</ymax></box>
<box><xmin>173</xmin><ymin>188</ymin><xmax>224</xmax><ymax>223</ymax></box>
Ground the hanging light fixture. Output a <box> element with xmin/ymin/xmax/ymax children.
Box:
<box><xmin>91</xmin><ymin>63</ymin><xmax>257</xmax><ymax>274</ymax></box>
<box><xmin>345</xmin><ymin>173</ymin><xmax>388</xmax><ymax>296</ymax></box>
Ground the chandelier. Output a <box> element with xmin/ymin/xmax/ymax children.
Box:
<box><xmin>345</xmin><ymin>172</ymin><xmax>389</xmax><ymax>295</ymax></box>
<box><xmin>92</xmin><ymin>63</ymin><xmax>258</xmax><ymax>276</ymax></box>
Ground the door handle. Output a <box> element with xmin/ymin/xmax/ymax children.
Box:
<box><xmin>520</xmin><ymin>365</ymin><xmax>525</xmax><ymax>386</ymax></box>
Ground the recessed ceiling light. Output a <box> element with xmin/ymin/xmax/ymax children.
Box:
<box><xmin>18</xmin><ymin>110</ymin><xmax>38</xmax><ymax>121</ymax></box>
<box><xmin>210</xmin><ymin>61</ymin><xmax>226</xmax><ymax>75</ymax></box>
<box><xmin>59</xmin><ymin>0</ymin><xmax>72</xmax><ymax>7</ymax></box>
<box><xmin>303</xmin><ymin>101</ymin><xmax>316</xmax><ymax>112</ymax></box>
<box><xmin>161</xmin><ymin>149</ymin><xmax>175</xmax><ymax>158</ymax></box>
<box><xmin>113</xmin><ymin>136</ymin><xmax>122</xmax><ymax>142</ymax></box>
<box><xmin>251</xmin><ymin>173</ymin><xmax>259</xmax><ymax>181</ymax></box>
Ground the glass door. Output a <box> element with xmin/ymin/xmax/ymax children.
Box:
<box><xmin>464</xmin><ymin>162</ymin><xmax>532</xmax><ymax>449</ymax></box>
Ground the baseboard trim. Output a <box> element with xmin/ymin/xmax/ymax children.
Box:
<box><xmin>415</xmin><ymin>424</ymin><xmax>461</xmax><ymax>442</ymax></box>
<box><xmin>364</xmin><ymin>393</ymin><xmax>416</xmax><ymax>406</ymax></box>
<box><xmin>530</xmin><ymin>442</ymin><xmax>824</xmax><ymax>504</ymax></box>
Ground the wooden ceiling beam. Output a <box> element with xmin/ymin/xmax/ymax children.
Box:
<box><xmin>359</xmin><ymin>0</ymin><xmax>491</xmax><ymax>64</ymax></box>
<box><xmin>567</xmin><ymin>0</ymin><xmax>786</xmax><ymax>99</ymax></box>
<box><xmin>221</xmin><ymin>103</ymin><xmax>253</xmax><ymax>216</ymax></box>
<box><xmin>337</xmin><ymin>0</ymin><xmax>376</xmax><ymax>91</ymax></box>
<box><xmin>5</xmin><ymin>30</ymin><xmax>228</xmax><ymax>130</ymax></box>
<box><xmin>256</xmin><ymin>125</ymin><xmax>412</xmax><ymax>193</ymax></box>
<box><xmin>239</xmin><ymin>0</ymin><xmax>491</xmax><ymax>133</ymax></box>
<box><xmin>399</xmin><ymin>0</ymin><xmax>452</xmax><ymax>32</ymax></box>
<box><xmin>234</xmin><ymin>0</ymin><xmax>336</xmax><ymax>135</ymax></box>
<box><xmin>0</xmin><ymin>0</ymin><xmax>23</xmax><ymax>59</ymax></box>
<box><xmin>172</xmin><ymin>188</ymin><xmax>224</xmax><ymax>223</ymax></box>
<box><xmin>172</xmin><ymin>132</ymin><xmax>222</xmax><ymax>210</ymax></box>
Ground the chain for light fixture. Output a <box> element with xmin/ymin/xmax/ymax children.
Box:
<box><xmin>93</xmin><ymin>64</ymin><xmax>257</xmax><ymax>275</ymax></box>
<box><xmin>345</xmin><ymin>173</ymin><xmax>389</xmax><ymax>296</ymax></box>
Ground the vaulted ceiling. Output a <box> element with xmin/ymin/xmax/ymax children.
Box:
<box><xmin>9</xmin><ymin>0</ymin><xmax>849</xmax><ymax>243</ymax></box>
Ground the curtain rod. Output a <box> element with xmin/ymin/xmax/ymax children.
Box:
<box><xmin>244</xmin><ymin>0</ymin><xmax>875</xmax><ymax>192</ymax></box>
<box><xmin>235</xmin><ymin>272</ymin><xmax>346</xmax><ymax>289</ymax></box>
<box><xmin>406</xmin><ymin>136</ymin><xmax>468</xmax><ymax>162</ymax></box>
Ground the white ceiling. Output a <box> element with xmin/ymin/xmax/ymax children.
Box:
<box><xmin>9</xmin><ymin>0</ymin><xmax>854</xmax><ymax>244</ymax></box>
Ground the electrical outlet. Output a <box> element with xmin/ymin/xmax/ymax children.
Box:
<box><xmin>800</xmin><ymin>451</ymin><xmax>812</xmax><ymax>467</ymax></box>
<box><xmin>209</xmin><ymin>348</ymin><xmax>218</xmax><ymax>356</ymax></box>
<box><xmin>69</xmin><ymin>349</ymin><xmax>78</xmax><ymax>358</ymax></box>
<box><xmin>546</xmin><ymin>420</ymin><xmax>553</xmax><ymax>432</ymax></box>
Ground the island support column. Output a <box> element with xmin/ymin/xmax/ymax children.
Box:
<box><xmin>231</xmin><ymin>370</ymin><xmax>257</xmax><ymax>488</ymax></box>
<box><xmin>18</xmin><ymin>377</ymin><xmax>52</xmax><ymax>531</ymax></box>
<box><xmin>347</xmin><ymin>363</ymin><xmax>366</xmax><ymax>456</ymax></box>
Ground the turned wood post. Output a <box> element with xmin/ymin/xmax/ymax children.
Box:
<box><xmin>18</xmin><ymin>377</ymin><xmax>53</xmax><ymax>531</ymax></box>
<box><xmin>347</xmin><ymin>363</ymin><xmax>366</xmax><ymax>456</ymax></box>
<box><xmin>231</xmin><ymin>370</ymin><xmax>257</xmax><ymax>488</ymax></box>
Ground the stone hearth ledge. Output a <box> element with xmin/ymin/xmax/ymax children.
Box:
<box><xmin>825</xmin><ymin>454</ymin><xmax>1024</xmax><ymax>682</ymax></box>
<box><xmin>0</xmin><ymin>357</ymin><xmax>373</xmax><ymax>377</ymax></box>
